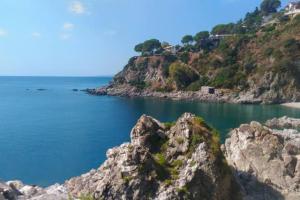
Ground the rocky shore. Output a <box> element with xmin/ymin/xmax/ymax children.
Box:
<box><xmin>84</xmin><ymin>84</ymin><xmax>267</xmax><ymax>104</ymax></box>
<box><xmin>2</xmin><ymin>115</ymin><xmax>300</xmax><ymax>200</ymax></box>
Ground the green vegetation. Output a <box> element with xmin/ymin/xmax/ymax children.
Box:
<box><xmin>79</xmin><ymin>194</ymin><xmax>94</xmax><ymax>200</ymax></box>
<box><xmin>169</xmin><ymin>62</ymin><xmax>199</xmax><ymax>89</ymax></box>
<box><xmin>135</xmin><ymin>39</ymin><xmax>162</xmax><ymax>55</ymax></box>
<box><xmin>194</xmin><ymin>31</ymin><xmax>210</xmax><ymax>43</ymax></box>
<box><xmin>127</xmin><ymin>0</ymin><xmax>300</xmax><ymax>94</ymax></box>
<box><xmin>181</xmin><ymin>35</ymin><xmax>194</xmax><ymax>46</ymax></box>
<box><xmin>163</xmin><ymin>121</ymin><xmax>176</xmax><ymax>130</ymax></box>
<box><xmin>153</xmin><ymin>153</ymin><xmax>167</xmax><ymax>166</ymax></box>
<box><xmin>211</xmin><ymin>23</ymin><xmax>235</xmax><ymax>35</ymax></box>
<box><xmin>260</xmin><ymin>0</ymin><xmax>281</xmax><ymax>15</ymax></box>
<box><xmin>122</xmin><ymin>175</ymin><xmax>134</xmax><ymax>184</ymax></box>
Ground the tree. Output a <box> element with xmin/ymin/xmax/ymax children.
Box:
<box><xmin>260</xmin><ymin>0</ymin><xmax>281</xmax><ymax>15</ymax></box>
<box><xmin>134</xmin><ymin>39</ymin><xmax>162</xmax><ymax>55</ymax></box>
<box><xmin>134</xmin><ymin>43</ymin><xmax>144</xmax><ymax>53</ymax></box>
<box><xmin>211</xmin><ymin>23</ymin><xmax>235</xmax><ymax>35</ymax></box>
<box><xmin>194</xmin><ymin>31</ymin><xmax>210</xmax><ymax>43</ymax></box>
<box><xmin>181</xmin><ymin>35</ymin><xmax>194</xmax><ymax>45</ymax></box>
<box><xmin>142</xmin><ymin>39</ymin><xmax>162</xmax><ymax>54</ymax></box>
<box><xmin>243</xmin><ymin>7</ymin><xmax>262</xmax><ymax>32</ymax></box>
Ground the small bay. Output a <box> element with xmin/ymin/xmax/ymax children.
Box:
<box><xmin>0</xmin><ymin>76</ymin><xmax>299</xmax><ymax>187</ymax></box>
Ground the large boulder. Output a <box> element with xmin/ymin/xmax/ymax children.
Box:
<box><xmin>224</xmin><ymin>120</ymin><xmax>300</xmax><ymax>200</ymax></box>
<box><xmin>65</xmin><ymin>113</ymin><xmax>240</xmax><ymax>200</ymax></box>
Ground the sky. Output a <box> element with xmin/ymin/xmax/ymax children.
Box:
<box><xmin>0</xmin><ymin>0</ymin><xmax>289</xmax><ymax>76</ymax></box>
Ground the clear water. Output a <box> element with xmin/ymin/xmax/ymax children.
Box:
<box><xmin>0</xmin><ymin>76</ymin><xmax>299</xmax><ymax>187</ymax></box>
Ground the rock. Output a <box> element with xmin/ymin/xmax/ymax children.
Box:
<box><xmin>0</xmin><ymin>181</ymin><xmax>68</xmax><ymax>200</ymax></box>
<box><xmin>224</xmin><ymin>120</ymin><xmax>300</xmax><ymax>199</ymax></box>
<box><xmin>65</xmin><ymin>113</ymin><xmax>240</xmax><ymax>200</ymax></box>
<box><xmin>84</xmin><ymin>87</ymin><xmax>108</xmax><ymax>95</ymax></box>
<box><xmin>0</xmin><ymin>181</ymin><xmax>20</xmax><ymax>200</ymax></box>
<box><xmin>265</xmin><ymin>116</ymin><xmax>300</xmax><ymax>130</ymax></box>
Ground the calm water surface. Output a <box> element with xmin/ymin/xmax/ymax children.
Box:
<box><xmin>0</xmin><ymin>76</ymin><xmax>299</xmax><ymax>186</ymax></box>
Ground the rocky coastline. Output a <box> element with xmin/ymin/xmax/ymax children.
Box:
<box><xmin>84</xmin><ymin>84</ymin><xmax>266</xmax><ymax>104</ymax></box>
<box><xmin>2</xmin><ymin>114</ymin><xmax>300</xmax><ymax>200</ymax></box>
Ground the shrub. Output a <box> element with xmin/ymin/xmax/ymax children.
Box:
<box><xmin>179</xmin><ymin>52</ymin><xmax>190</xmax><ymax>64</ymax></box>
<box><xmin>163</xmin><ymin>122</ymin><xmax>176</xmax><ymax>130</ymax></box>
<box><xmin>169</xmin><ymin>62</ymin><xmax>199</xmax><ymax>89</ymax></box>
<box><xmin>264</xmin><ymin>47</ymin><xmax>274</xmax><ymax>57</ymax></box>
<box><xmin>153</xmin><ymin>153</ymin><xmax>167</xmax><ymax>166</ymax></box>
<box><xmin>128</xmin><ymin>80</ymin><xmax>147</xmax><ymax>90</ymax></box>
<box><xmin>186</xmin><ymin>77</ymin><xmax>209</xmax><ymax>91</ymax></box>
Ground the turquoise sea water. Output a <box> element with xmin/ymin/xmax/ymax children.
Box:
<box><xmin>0</xmin><ymin>76</ymin><xmax>300</xmax><ymax>187</ymax></box>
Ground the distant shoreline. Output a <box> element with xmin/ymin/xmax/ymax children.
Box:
<box><xmin>282</xmin><ymin>102</ymin><xmax>300</xmax><ymax>109</ymax></box>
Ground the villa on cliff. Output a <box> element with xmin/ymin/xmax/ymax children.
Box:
<box><xmin>285</xmin><ymin>1</ymin><xmax>300</xmax><ymax>16</ymax></box>
<box><xmin>163</xmin><ymin>45</ymin><xmax>177</xmax><ymax>54</ymax></box>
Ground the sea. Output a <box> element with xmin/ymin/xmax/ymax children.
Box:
<box><xmin>0</xmin><ymin>76</ymin><xmax>299</xmax><ymax>186</ymax></box>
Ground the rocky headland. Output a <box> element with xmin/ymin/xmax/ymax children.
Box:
<box><xmin>2</xmin><ymin>114</ymin><xmax>300</xmax><ymax>200</ymax></box>
<box><xmin>85</xmin><ymin>2</ymin><xmax>300</xmax><ymax>104</ymax></box>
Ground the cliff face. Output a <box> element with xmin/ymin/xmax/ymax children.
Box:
<box><xmin>2</xmin><ymin>115</ymin><xmax>300</xmax><ymax>200</ymax></box>
<box><xmin>97</xmin><ymin>16</ymin><xmax>300</xmax><ymax>104</ymax></box>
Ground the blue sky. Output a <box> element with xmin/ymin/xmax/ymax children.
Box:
<box><xmin>0</xmin><ymin>0</ymin><xmax>289</xmax><ymax>76</ymax></box>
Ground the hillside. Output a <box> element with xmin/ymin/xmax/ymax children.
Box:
<box><xmin>92</xmin><ymin>1</ymin><xmax>300</xmax><ymax>104</ymax></box>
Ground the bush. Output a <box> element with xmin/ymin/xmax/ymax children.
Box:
<box><xmin>264</xmin><ymin>47</ymin><xmax>274</xmax><ymax>56</ymax></box>
<box><xmin>211</xmin><ymin>64</ymin><xmax>246</xmax><ymax>89</ymax></box>
<box><xmin>179</xmin><ymin>52</ymin><xmax>190</xmax><ymax>64</ymax></box>
<box><xmin>261</xmin><ymin>25</ymin><xmax>275</xmax><ymax>32</ymax></box>
<box><xmin>186</xmin><ymin>77</ymin><xmax>209</xmax><ymax>91</ymax></box>
<box><xmin>169</xmin><ymin>62</ymin><xmax>199</xmax><ymax>89</ymax></box>
<box><xmin>129</xmin><ymin>80</ymin><xmax>147</xmax><ymax>90</ymax></box>
<box><xmin>283</xmin><ymin>38</ymin><xmax>300</xmax><ymax>55</ymax></box>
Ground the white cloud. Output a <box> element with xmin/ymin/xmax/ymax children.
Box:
<box><xmin>0</xmin><ymin>29</ymin><xmax>8</xmax><ymax>37</ymax></box>
<box><xmin>69</xmin><ymin>1</ymin><xmax>86</xmax><ymax>14</ymax></box>
<box><xmin>60</xmin><ymin>33</ymin><xmax>71</xmax><ymax>40</ymax></box>
<box><xmin>32</xmin><ymin>32</ymin><xmax>41</xmax><ymax>38</ymax></box>
<box><xmin>63</xmin><ymin>22</ymin><xmax>74</xmax><ymax>31</ymax></box>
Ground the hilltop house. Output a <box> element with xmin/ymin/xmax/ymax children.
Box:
<box><xmin>163</xmin><ymin>45</ymin><xmax>177</xmax><ymax>54</ymax></box>
<box><xmin>285</xmin><ymin>1</ymin><xmax>300</xmax><ymax>16</ymax></box>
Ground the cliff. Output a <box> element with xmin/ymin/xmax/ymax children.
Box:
<box><xmin>90</xmin><ymin>12</ymin><xmax>300</xmax><ymax>104</ymax></box>
<box><xmin>2</xmin><ymin>115</ymin><xmax>300</xmax><ymax>200</ymax></box>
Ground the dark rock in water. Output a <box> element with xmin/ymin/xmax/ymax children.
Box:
<box><xmin>37</xmin><ymin>89</ymin><xmax>47</xmax><ymax>91</ymax></box>
<box><xmin>84</xmin><ymin>87</ymin><xmax>108</xmax><ymax>95</ymax></box>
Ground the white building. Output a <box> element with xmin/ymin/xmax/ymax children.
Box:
<box><xmin>201</xmin><ymin>86</ymin><xmax>215</xmax><ymax>94</ymax></box>
<box><xmin>163</xmin><ymin>45</ymin><xmax>177</xmax><ymax>54</ymax></box>
<box><xmin>285</xmin><ymin>1</ymin><xmax>300</xmax><ymax>16</ymax></box>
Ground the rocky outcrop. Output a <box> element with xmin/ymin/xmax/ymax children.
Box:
<box><xmin>89</xmin><ymin>84</ymin><xmax>232</xmax><ymax>103</ymax></box>
<box><xmin>3</xmin><ymin>115</ymin><xmax>300</xmax><ymax>199</ymax></box>
<box><xmin>0</xmin><ymin>181</ymin><xmax>68</xmax><ymax>200</ymax></box>
<box><xmin>266</xmin><ymin>116</ymin><xmax>300</xmax><ymax>130</ymax></box>
<box><xmin>224</xmin><ymin>120</ymin><xmax>300</xmax><ymax>200</ymax></box>
<box><xmin>64</xmin><ymin>113</ymin><xmax>240</xmax><ymax>200</ymax></box>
